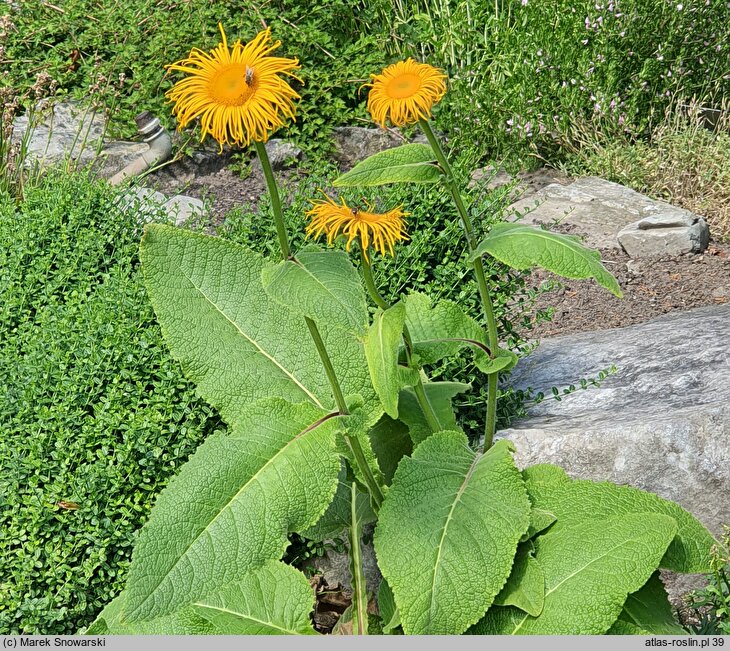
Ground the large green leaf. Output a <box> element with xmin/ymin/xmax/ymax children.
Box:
<box><xmin>470</xmin><ymin>513</ymin><xmax>678</xmax><ymax>634</ymax></box>
<box><xmin>616</xmin><ymin>571</ymin><xmax>686</xmax><ymax>635</ymax></box>
<box><xmin>607</xmin><ymin>620</ymin><xmax>650</xmax><ymax>635</ymax></box>
<box><xmin>122</xmin><ymin>399</ymin><xmax>341</xmax><ymax>622</ymax></box>
<box><xmin>261</xmin><ymin>246</ymin><xmax>368</xmax><ymax>337</ymax></box>
<box><xmin>522</xmin><ymin>466</ymin><xmax>715</xmax><ymax>573</ymax></box>
<box><xmin>191</xmin><ymin>561</ymin><xmax>317</xmax><ymax>635</ymax></box>
<box><xmin>301</xmin><ymin>462</ymin><xmax>376</xmax><ymax>541</ymax></box>
<box><xmin>493</xmin><ymin>543</ymin><xmax>545</xmax><ymax>617</ymax></box>
<box><xmin>368</xmin><ymin>415</ymin><xmax>413</xmax><ymax>485</ymax></box>
<box><xmin>403</xmin><ymin>292</ymin><xmax>517</xmax><ymax>374</ymax></box>
<box><xmin>140</xmin><ymin>224</ymin><xmax>378</xmax><ymax>424</ymax></box>
<box><xmin>84</xmin><ymin>593</ymin><xmax>213</xmax><ymax>635</ymax></box>
<box><xmin>473</xmin><ymin>223</ymin><xmax>623</xmax><ymax>297</ymax></box>
<box><xmin>397</xmin><ymin>381</ymin><xmax>471</xmax><ymax>446</ymax></box>
<box><xmin>377</xmin><ymin>580</ymin><xmax>401</xmax><ymax>634</ymax></box>
<box><xmin>333</xmin><ymin>144</ymin><xmax>441</xmax><ymax>187</ymax></box>
<box><xmin>375</xmin><ymin>433</ymin><xmax>530</xmax><ymax>634</ymax></box>
<box><xmin>363</xmin><ymin>303</ymin><xmax>414</xmax><ymax>419</ymax></box>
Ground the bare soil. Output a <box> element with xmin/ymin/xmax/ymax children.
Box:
<box><xmin>147</xmin><ymin>162</ymin><xmax>730</xmax><ymax>339</ymax></box>
<box><xmin>521</xmin><ymin>237</ymin><xmax>730</xmax><ymax>339</ymax></box>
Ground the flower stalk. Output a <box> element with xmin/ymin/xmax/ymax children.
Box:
<box><xmin>418</xmin><ymin>118</ymin><xmax>500</xmax><ymax>450</ymax></box>
<box><xmin>256</xmin><ymin>143</ymin><xmax>386</xmax><ymax>509</ymax></box>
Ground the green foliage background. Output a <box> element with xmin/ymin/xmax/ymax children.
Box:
<box><xmin>0</xmin><ymin>174</ymin><xmax>222</xmax><ymax>634</ymax></box>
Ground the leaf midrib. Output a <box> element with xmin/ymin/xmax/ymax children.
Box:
<box><xmin>290</xmin><ymin>255</ymin><xmax>364</xmax><ymax>333</ymax></box>
<box><xmin>129</xmin><ymin>414</ymin><xmax>331</xmax><ymax>618</ymax></box>
<box><xmin>427</xmin><ymin>451</ymin><xmax>481</xmax><ymax>630</ymax></box>
<box><xmin>193</xmin><ymin>603</ymin><xmax>308</xmax><ymax>635</ymax></box>
<box><xmin>510</xmin><ymin>526</ymin><xmax>669</xmax><ymax>634</ymax></box>
<box><xmin>183</xmin><ymin>266</ymin><xmax>324</xmax><ymax>409</ymax></box>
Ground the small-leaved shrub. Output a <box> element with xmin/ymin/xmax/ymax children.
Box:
<box><xmin>0</xmin><ymin>173</ymin><xmax>222</xmax><ymax>634</ymax></box>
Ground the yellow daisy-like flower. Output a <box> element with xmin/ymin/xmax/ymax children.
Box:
<box><xmin>366</xmin><ymin>58</ymin><xmax>447</xmax><ymax>127</ymax></box>
<box><xmin>165</xmin><ymin>24</ymin><xmax>301</xmax><ymax>148</ymax></box>
<box><xmin>305</xmin><ymin>195</ymin><xmax>409</xmax><ymax>260</ymax></box>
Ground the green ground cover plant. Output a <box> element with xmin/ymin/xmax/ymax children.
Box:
<box><xmin>0</xmin><ymin>173</ymin><xmax>222</xmax><ymax>634</ymax></box>
<box><xmin>82</xmin><ymin>34</ymin><xmax>717</xmax><ymax>635</ymax></box>
<box><xmin>0</xmin><ymin>0</ymin><xmax>386</xmax><ymax>155</ymax></box>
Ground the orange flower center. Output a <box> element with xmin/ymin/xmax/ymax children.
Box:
<box><xmin>386</xmin><ymin>73</ymin><xmax>421</xmax><ymax>99</ymax></box>
<box><xmin>209</xmin><ymin>63</ymin><xmax>257</xmax><ymax>106</ymax></box>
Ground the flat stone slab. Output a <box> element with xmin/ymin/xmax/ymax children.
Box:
<box><xmin>499</xmin><ymin>304</ymin><xmax>730</xmax><ymax>538</ymax></box>
<box><xmin>507</xmin><ymin>176</ymin><xmax>707</xmax><ymax>251</ymax></box>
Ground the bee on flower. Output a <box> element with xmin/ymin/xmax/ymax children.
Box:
<box><xmin>164</xmin><ymin>24</ymin><xmax>301</xmax><ymax>148</ymax></box>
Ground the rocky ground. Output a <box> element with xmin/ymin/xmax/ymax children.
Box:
<box><xmin>146</xmin><ymin>158</ymin><xmax>730</xmax><ymax>342</ymax></box>
<box><xmin>521</xmin><ymin>237</ymin><xmax>730</xmax><ymax>340</ymax></box>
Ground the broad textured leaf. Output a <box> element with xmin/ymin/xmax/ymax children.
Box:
<box><xmin>192</xmin><ymin>561</ymin><xmax>317</xmax><ymax>635</ymax></box>
<box><xmin>262</xmin><ymin>246</ymin><xmax>368</xmax><ymax>336</ymax></box>
<box><xmin>473</xmin><ymin>222</ymin><xmax>622</xmax><ymax>297</ymax></box>
<box><xmin>369</xmin><ymin>415</ymin><xmax>413</xmax><ymax>485</ymax></box>
<box><xmin>607</xmin><ymin>620</ymin><xmax>650</xmax><ymax>635</ymax></box>
<box><xmin>349</xmin><ymin>482</ymin><xmax>369</xmax><ymax>635</ymax></box>
<box><xmin>84</xmin><ymin>593</ymin><xmax>213</xmax><ymax>635</ymax></box>
<box><xmin>521</xmin><ymin>508</ymin><xmax>557</xmax><ymax>542</ymax></box>
<box><xmin>398</xmin><ymin>381</ymin><xmax>471</xmax><ymax>446</ymax></box>
<box><xmin>375</xmin><ymin>433</ymin><xmax>530</xmax><ymax>634</ymax></box>
<box><xmin>470</xmin><ymin>513</ymin><xmax>677</xmax><ymax>634</ymax></box>
<box><xmin>363</xmin><ymin>303</ymin><xmax>410</xmax><ymax>418</ymax></box>
<box><xmin>617</xmin><ymin>571</ymin><xmax>686</xmax><ymax>635</ymax></box>
<box><xmin>404</xmin><ymin>293</ymin><xmax>515</xmax><ymax>374</ymax></box>
<box><xmin>335</xmin><ymin>409</ymin><xmax>386</xmax><ymax>498</ymax></box>
<box><xmin>122</xmin><ymin>399</ymin><xmax>341</xmax><ymax>622</ymax></box>
<box><xmin>301</xmin><ymin>462</ymin><xmax>376</xmax><ymax>541</ymax></box>
<box><xmin>140</xmin><ymin>224</ymin><xmax>378</xmax><ymax>425</ymax></box>
<box><xmin>333</xmin><ymin>144</ymin><xmax>441</xmax><ymax>187</ymax></box>
<box><xmin>493</xmin><ymin>543</ymin><xmax>545</xmax><ymax>617</ymax></box>
<box><xmin>377</xmin><ymin>580</ymin><xmax>401</xmax><ymax>634</ymax></box>
<box><xmin>522</xmin><ymin>466</ymin><xmax>715</xmax><ymax>573</ymax></box>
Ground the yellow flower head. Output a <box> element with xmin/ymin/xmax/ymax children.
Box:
<box><xmin>305</xmin><ymin>194</ymin><xmax>409</xmax><ymax>260</ymax></box>
<box><xmin>366</xmin><ymin>58</ymin><xmax>447</xmax><ymax>127</ymax></box>
<box><xmin>165</xmin><ymin>24</ymin><xmax>301</xmax><ymax>148</ymax></box>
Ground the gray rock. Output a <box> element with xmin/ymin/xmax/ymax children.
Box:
<box><xmin>617</xmin><ymin>211</ymin><xmax>710</xmax><ymax>257</ymax></box>
<box><xmin>164</xmin><ymin>194</ymin><xmax>206</xmax><ymax>226</ymax></box>
<box><xmin>12</xmin><ymin>99</ymin><xmax>107</xmax><ymax>167</ymax></box>
<box><xmin>116</xmin><ymin>187</ymin><xmax>169</xmax><ymax>223</ymax></box>
<box><xmin>257</xmin><ymin>138</ymin><xmax>304</xmax><ymax>171</ymax></box>
<box><xmin>332</xmin><ymin>126</ymin><xmax>410</xmax><ymax>169</ymax></box>
<box><xmin>507</xmin><ymin>176</ymin><xmax>707</xmax><ymax>251</ymax></box>
<box><xmin>499</xmin><ymin>304</ymin><xmax>730</xmax><ymax>540</ymax></box>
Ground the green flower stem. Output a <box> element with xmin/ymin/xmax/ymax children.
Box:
<box><xmin>255</xmin><ymin>139</ymin><xmax>347</xmax><ymax>414</ymax></box>
<box><xmin>360</xmin><ymin>249</ymin><xmax>390</xmax><ymax>312</ymax></box>
<box><xmin>346</xmin><ymin>435</ymin><xmax>384</xmax><ymax>511</ymax></box>
<box><xmin>255</xmin><ymin>139</ymin><xmax>383</xmax><ymax>509</ymax></box>
<box><xmin>254</xmin><ymin>140</ymin><xmax>290</xmax><ymax>259</ymax></box>
<box><xmin>304</xmin><ymin>317</ymin><xmax>349</xmax><ymax>415</ymax></box>
<box><xmin>360</xmin><ymin>248</ymin><xmax>442</xmax><ymax>435</ymax></box>
<box><xmin>418</xmin><ymin>118</ymin><xmax>499</xmax><ymax>450</ymax></box>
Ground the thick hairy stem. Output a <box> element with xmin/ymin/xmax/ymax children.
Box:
<box><xmin>418</xmin><ymin>119</ymin><xmax>500</xmax><ymax>450</ymax></box>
